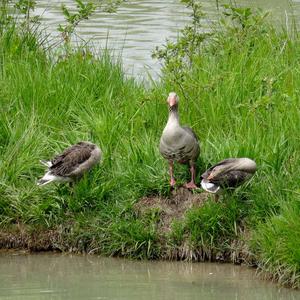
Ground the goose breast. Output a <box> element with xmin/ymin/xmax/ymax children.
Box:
<box><xmin>159</xmin><ymin>126</ymin><xmax>199</xmax><ymax>163</ymax></box>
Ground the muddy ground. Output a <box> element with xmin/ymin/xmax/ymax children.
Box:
<box><xmin>134</xmin><ymin>187</ymin><xmax>210</xmax><ymax>232</ymax></box>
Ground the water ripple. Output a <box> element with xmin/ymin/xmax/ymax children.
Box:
<box><xmin>35</xmin><ymin>0</ymin><xmax>300</xmax><ymax>80</ymax></box>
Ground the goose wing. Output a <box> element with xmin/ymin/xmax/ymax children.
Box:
<box><xmin>182</xmin><ymin>126</ymin><xmax>198</xmax><ymax>141</ymax></box>
<box><xmin>182</xmin><ymin>126</ymin><xmax>200</xmax><ymax>161</ymax></box>
<box><xmin>213</xmin><ymin>170</ymin><xmax>250</xmax><ymax>188</ymax></box>
<box><xmin>50</xmin><ymin>143</ymin><xmax>94</xmax><ymax>177</ymax></box>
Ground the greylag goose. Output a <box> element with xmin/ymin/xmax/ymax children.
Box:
<box><xmin>159</xmin><ymin>92</ymin><xmax>200</xmax><ymax>189</ymax></box>
<box><xmin>37</xmin><ymin>141</ymin><xmax>101</xmax><ymax>186</ymax></box>
<box><xmin>201</xmin><ymin>158</ymin><xmax>257</xmax><ymax>194</ymax></box>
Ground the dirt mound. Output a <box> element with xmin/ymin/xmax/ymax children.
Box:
<box><xmin>134</xmin><ymin>187</ymin><xmax>210</xmax><ymax>232</ymax></box>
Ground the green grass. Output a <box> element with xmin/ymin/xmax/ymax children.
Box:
<box><xmin>158</xmin><ymin>8</ymin><xmax>300</xmax><ymax>286</ymax></box>
<box><xmin>0</xmin><ymin>7</ymin><xmax>300</xmax><ymax>288</ymax></box>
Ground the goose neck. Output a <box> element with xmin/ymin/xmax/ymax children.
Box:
<box><xmin>167</xmin><ymin>106</ymin><xmax>180</xmax><ymax>126</ymax></box>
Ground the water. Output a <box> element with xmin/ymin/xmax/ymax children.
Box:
<box><xmin>34</xmin><ymin>0</ymin><xmax>300</xmax><ymax>79</ymax></box>
<box><xmin>0</xmin><ymin>253</ymin><xmax>299</xmax><ymax>300</ymax></box>
<box><xmin>35</xmin><ymin>0</ymin><xmax>191</xmax><ymax>80</ymax></box>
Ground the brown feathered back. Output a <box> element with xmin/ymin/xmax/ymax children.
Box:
<box><xmin>50</xmin><ymin>142</ymin><xmax>98</xmax><ymax>177</ymax></box>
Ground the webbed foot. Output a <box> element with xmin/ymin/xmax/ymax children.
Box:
<box><xmin>184</xmin><ymin>182</ymin><xmax>198</xmax><ymax>189</ymax></box>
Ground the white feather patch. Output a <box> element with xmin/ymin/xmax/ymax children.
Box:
<box><xmin>40</xmin><ymin>160</ymin><xmax>53</xmax><ymax>167</ymax></box>
<box><xmin>43</xmin><ymin>172</ymin><xmax>57</xmax><ymax>180</ymax></box>
<box><xmin>201</xmin><ymin>179</ymin><xmax>220</xmax><ymax>193</ymax></box>
<box><xmin>37</xmin><ymin>171</ymin><xmax>71</xmax><ymax>186</ymax></box>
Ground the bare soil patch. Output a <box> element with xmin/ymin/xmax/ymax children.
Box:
<box><xmin>134</xmin><ymin>187</ymin><xmax>210</xmax><ymax>233</ymax></box>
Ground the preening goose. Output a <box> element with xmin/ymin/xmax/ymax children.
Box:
<box><xmin>37</xmin><ymin>141</ymin><xmax>101</xmax><ymax>186</ymax></box>
<box><xmin>159</xmin><ymin>92</ymin><xmax>200</xmax><ymax>189</ymax></box>
<box><xmin>201</xmin><ymin>158</ymin><xmax>257</xmax><ymax>193</ymax></box>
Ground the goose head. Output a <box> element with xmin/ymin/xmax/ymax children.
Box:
<box><xmin>167</xmin><ymin>92</ymin><xmax>179</xmax><ymax>109</ymax></box>
<box><xmin>207</xmin><ymin>165</ymin><xmax>224</xmax><ymax>180</ymax></box>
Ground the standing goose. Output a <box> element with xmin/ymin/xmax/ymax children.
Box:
<box><xmin>159</xmin><ymin>92</ymin><xmax>200</xmax><ymax>189</ymax></box>
<box><xmin>201</xmin><ymin>158</ymin><xmax>257</xmax><ymax>194</ymax></box>
<box><xmin>37</xmin><ymin>141</ymin><xmax>101</xmax><ymax>186</ymax></box>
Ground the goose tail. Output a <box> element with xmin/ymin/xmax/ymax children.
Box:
<box><xmin>37</xmin><ymin>172</ymin><xmax>57</xmax><ymax>186</ymax></box>
<box><xmin>40</xmin><ymin>160</ymin><xmax>52</xmax><ymax>168</ymax></box>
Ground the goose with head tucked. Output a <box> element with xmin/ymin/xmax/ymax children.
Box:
<box><xmin>201</xmin><ymin>158</ymin><xmax>257</xmax><ymax>194</ymax></box>
<box><xmin>37</xmin><ymin>141</ymin><xmax>101</xmax><ymax>186</ymax></box>
<box><xmin>159</xmin><ymin>92</ymin><xmax>200</xmax><ymax>189</ymax></box>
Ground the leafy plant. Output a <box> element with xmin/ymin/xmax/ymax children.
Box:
<box><xmin>14</xmin><ymin>0</ymin><xmax>36</xmax><ymax>15</ymax></box>
<box><xmin>58</xmin><ymin>0</ymin><xmax>125</xmax><ymax>45</ymax></box>
<box><xmin>14</xmin><ymin>0</ymin><xmax>40</xmax><ymax>29</ymax></box>
<box><xmin>58</xmin><ymin>0</ymin><xmax>96</xmax><ymax>44</ymax></box>
<box><xmin>152</xmin><ymin>0</ymin><xmax>210</xmax><ymax>93</ymax></box>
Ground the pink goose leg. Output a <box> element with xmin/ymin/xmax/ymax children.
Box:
<box><xmin>184</xmin><ymin>163</ymin><xmax>198</xmax><ymax>189</ymax></box>
<box><xmin>169</xmin><ymin>161</ymin><xmax>176</xmax><ymax>187</ymax></box>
